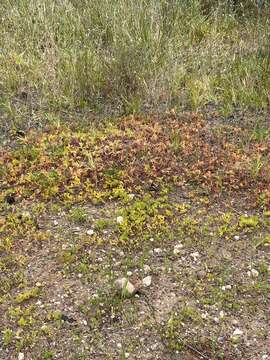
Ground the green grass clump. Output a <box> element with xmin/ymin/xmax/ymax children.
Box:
<box><xmin>15</xmin><ymin>288</ymin><xmax>40</xmax><ymax>304</ymax></box>
<box><xmin>0</xmin><ymin>0</ymin><xmax>269</xmax><ymax>136</ymax></box>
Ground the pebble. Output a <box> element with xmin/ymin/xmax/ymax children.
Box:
<box><xmin>127</xmin><ymin>271</ymin><xmax>132</xmax><ymax>276</ymax></box>
<box><xmin>114</xmin><ymin>277</ymin><xmax>136</xmax><ymax>297</ymax></box>
<box><xmin>231</xmin><ymin>328</ymin><xmax>243</xmax><ymax>338</ymax></box>
<box><xmin>250</xmin><ymin>268</ymin><xmax>259</xmax><ymax>277</ymax></box>
<box><xmin>190</xmin><ymin>251</ymin><xmax>200</xmax><ymax>261</ymax></box>
<box><xmin>86</xmin><ymin>229</ymin><xmax>94</xmax><ymax>236</ymax></box>
<box><xmin>234</xmin><ymin>235</ymin><xmax>240</xmax><ymax>240</ymax></box>
<box><xmin>142</xmin><ymin>276</ymin><xmax>152</xmax><ymax>287</ymax></box>
<box><xmin>143</xmin><ymin>265</ymin><xmax>151</xmax><ymax>273</ymax></box>
<box><xmin>221</xmin><ymin>284</ymin><xmax>232</xmax><ymax>291</ymax></box>
<box><xmin>154</xmin><ymin>248</ymin><xmax>162</xmax><ymax>254</ymax></box>
<box><xmin>116</xmin><ymin>216</ymin><xmax>124</xmax><ymax>224</ymax></box>
<box><xmin>173</xmin><ymin>243</ymin><xmax>183</xmax><ymax>255</ymax></box>
<box><xmin>53</xmin><ymin>220</ymin><xmax>59</xmax><ymax>226</ymax></box>
<box><xmin>219</xmin><ymin>310</ymin><xmax>225</xmax><ymax>319</ymax></box>
<box><xmin>18</xmin><ymin>353</ymin><xmax>25</xmax><ymax>360</ymax></box>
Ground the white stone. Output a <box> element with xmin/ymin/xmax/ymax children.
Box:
<box><xmin>154</xmin><ymin>248</ymin><xmax>162</xmax><ymax>254</ymax></box>
<box><xmin>18</xmin><ymin>354</ymin><xmax>25</xmax><ymax>360</ymax></box>
<box><xmin>53</xmin><ymin>220</ymin><xmax>58</xmax><ymax>226</ymax></box>
<box><xmin>234</xmin><ymin>235</ymin><xmax>240</xmax><ymax>240</ymax></box>
<box><xmin>251</xmin><ymin>268</ymin><xmax>259</xmax><ymax>277</ymax></box>
<box><xmin>114</xmin><ymin>278</ymin><xmax>136</xmax><ymax>296</ymax></box>
<box><xmin>142</xmin><ymin>276</ymin><xmax>152</xmax><ymax>287</ymax></box>
<box><xmin>116</xmin><ymin>216</ymin><xmax>124</xmax><ymax>224</ymax></box>
<box><xmin>127</xmin><ymin>271</ymin><xmax>132</xmax><ymax>277</ymax></box>
<box><xmin>173</xmin><ymin>243</ymin><xmax>183</xmax><ymax>255</ymax></box>
<box><xmin>86</xmin><ymin>229</ymin><xmax>94</xmax><ymax>236</ymax></box>
<box><xmin>221</xmin><ymin>284</ymin><xmax>232</xmax><ymax>291</ymax></box>
<box><xmin>231</xmin><ymin>328</ymin><xmax>243</xmax><ymax>338</ymax></box>
<box><xmin>190</xmin><ymin>251</ymin><xmax>200</xmax><ymax>260</ymax></box>
<box><xmin>219</xmin><ymin>310</ymin><xmax>225</xmax><ymax>319</ymax></box>
<box><xmin>143</xmin><ymin>265</ymin><xmax>151</xmax><ymax>273</ymax></box>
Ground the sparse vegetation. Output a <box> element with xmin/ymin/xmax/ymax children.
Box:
<box><xmin>0</xmin><ymin>1</ymin><xmax>270</xmax><ymax>359</ymax></box>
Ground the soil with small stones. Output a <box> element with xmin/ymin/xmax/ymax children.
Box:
<box><xmin>0</xmin><ymin>112</ymin><xmax>269</xmax><ymax>360</ymax></box>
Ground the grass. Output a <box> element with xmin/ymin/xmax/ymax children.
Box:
<box><xmin>0</xmin><ymin>0</ymin><xmax>269</xmax><ymax>138</ymax></box>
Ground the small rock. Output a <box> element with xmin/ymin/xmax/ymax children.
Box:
<box><xmin>143</xmin><ymin>265</ymin><xmax>151</xmax><ymax>273</ymax></box>
<box><xmin>114</xmin><ymin>277</ymin><xmax>136</xmax><ymax>297</ymax></box>
<box><xmin>18</xmin><ymin>353</ymin><xmax>24</xmax><ymax>360</ymax></box>
<box><xmin>250</xmin><ymin>268</ymin><xmax>259</xmax><ymax>277</ymax></box>
<box><xmin>53</xmin><ymin>220</ymin><xmax>59</xmax><ymax>226</ymax></box>
<box><xmin>154</xmin><ymin>248</ymin><xmax>162</xmax><ymax>254</ymax></box>
<box><xmin>232</xmin><ymin>319</ymin><xmax>239</xmax><ymax>325</ymax></box>
<box><xmin>127</xmin><ymin>271</ymin><xmax>132</xmax><ymax>277</ymax></box>
<box><xmin>190</xmin><ymin>251</ymin><xmax>200</xmax><ymax>261</ymax></box>
<box><xmin>219</xmin><ymin>310</ymin><xmax>225</xmax><ymax>319</ymax></box>
<box><xmin>234</xmin><ymin>235</ymin><xmax>240</xmax><ymax>240</ymax></box>
<box><xmin>86</xmin><ymin>229</ymin><xmax>94</xmax><ymax>236</ymax></box>
<box><xmin>221</xmin><ymin>284</ymin><xmax>232</xmax><ymax>291</ymax></box>
<box><xmin>142</xmin><ymin>276</ymin><xmax>152</xmax><ymax>287</ymax></box>
<box><xmin>231</xmin><ymin>328</ymin><xmax>243</xmax><ymax>338</ymax></box>
<box><xmin>116</xmin><ymin>216</ymin><xmax>124</xmax><ymax>224</ymax></box>
<box><xmin>173</xmin><ymin>243</ymin><xmax>183</xmax><ymax>255</ymax></box>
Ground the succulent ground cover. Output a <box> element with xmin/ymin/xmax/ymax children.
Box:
<box><xmin>0</xmin><ymin>112</ymin><xmax>269</xmax><ymax>359</ymax></box>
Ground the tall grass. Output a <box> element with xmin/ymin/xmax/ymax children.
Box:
<box><xmin>0</xmin><ymin>0</ymin><xmax>269</xmax><ymax>132</ymax></box>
